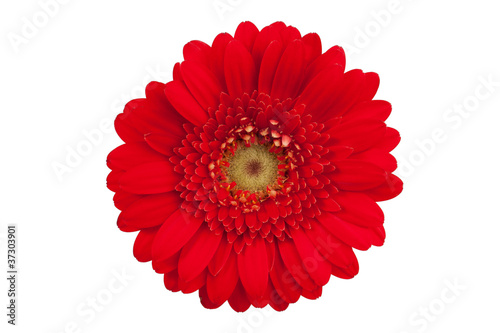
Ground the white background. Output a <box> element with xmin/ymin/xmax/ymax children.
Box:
<box><xmin>1</xmin><ymin>0</ymin><xmax>499</xmax><ymax>332</ymax></box>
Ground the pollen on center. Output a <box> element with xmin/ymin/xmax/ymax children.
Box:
<box><xmin>227</xmin><ymin>143</ymin><xmax>279</xmax><ymax>192</ymax></box>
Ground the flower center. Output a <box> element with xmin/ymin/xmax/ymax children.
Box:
<box><xmin>227</xmin><ymin>143</ymin><xmax>279</xmax><ymax>192</ymax></box>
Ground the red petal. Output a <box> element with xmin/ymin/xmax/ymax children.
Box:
<box><xmin>133</xmin><ymin>226</ymin><xmax>159</xmax><ymax>262</ymax></box>
<box><xmin>178</xmin><ymin>269</ymin><xmax>206</xmax><ymax>294</ymax></box>
<box><xmin>145</xmin><ymin>81</ymin><xmax>170</xmax><ymax>105</ymax></box>
<box><xmin>107</xmin><ymin>142</ymin><xmax>168</xmax><ymax>171</ymax></box>
<box><xmin>271</xmin><ymin>39</ymin><xmax>306</xmax><ymax>100</ymax></box>
<box><xmin>330</xmin><ymin>159</ymin><xmax>387</xmax><ymax>191</ymax></box>
<box><xmin>164</xmin><ymin>81</ymin><xmax>208</xmax><ymax>126</ymax></box>
<box><xmin>117</xmin><ymin>214</ymin><xmax>138</xmax><ymax>232</ymax></box>
<box><xmin>290</xmin><ymin>227</ymin><xmax>332</xmax><ymax>287</ymax></box>
<box><xmin>374</xmin><ymin>127</ymin><xmax>400</xmax><ymax>152</ymax></box>
<box><xmin>302</xmin><ymin>286</ymin><xmax>322</xmax><ymax>300</ymax></box>
<box><xmin>119</xmin><ymin>161</ymin><xmax>179</xmax><ymax>194</ymax></box>
<box><xmin>345</xmin><ymin>100</ymin><xmax>392</xmax><ymax>122</ymax></box>
<box><xmin>324</xmin><ymin>145</ymin><xmax>354</xmax><ymax>161</ymax></box>
<box><xmin>359</xmin><ymin>72</ymin><xmax>380</xmax><ymax>101</ymax></box>
<box><xmin>252</xmin><ymin>25</ymin><xmax>283</xmax><ymax>71</ymax></box>
<box><xmin>331</xmin><ymin>255</ymin><xmax>359</xmax><ymax>279</ymax></box>
<box><xmin>305</xmin><ymin>220</ymin><xmax>358</xmax><ymax>268</ymax></box>
<box><xmin>278</xmin><ymin>238</ymin><xmax>317</xmax><ymax>291</ymax></box>
<box><xmin>210</xmin><ymin>33</ymin><xmax>233</xmax><ymax>92</ymax></box>
<box><xmin>153</xmin><ymin>251</ymin><xmax>180</xmax><ymax>274</ymax></box>
<box><xmin>178</xmin><ymin>224</ymin><xmax>222</xmax><ymax>282</ymax></box>
<box><xmin>234</xmin><ymin>21</ymin><xmax>259</xmax><ymax>51</ymax></box>
<box><xmin>152</xmin><ymin>210</ymin><xmax>203</xmax><ymax>261</ymax></box>
<box><xmin>258</xmin><ymin>40</ymin><xmax>283</xmax><ymax>95</ymax></box>
<box><xmin>266</xmin><ymin>241</ymin><xmax>276</xmax><ymax>271</ymax></box>
<box><xmin>113</xmin><ymin>191</ymin><xmax>142</xmax><ymax>211</ymax></box>
<box><xmin>208</xmin><ymin>236</ymin><xmax>233</xmax><ymax>276</ymax></box>
<box><xmin>331</xmin><ymin>159</ymin><xmax>387</xmax><ymax>191</ymax></box>
<box><xmin>317</xmin><ymin>197</ymin><xmax>341</xmax><ymax>212</ymax></box>
<box><xmin>118</xmin><ymin>192</ymin><xmax>181</xmax><ymax>229</ymax></box>
<box><xmin>114</xmin><ymin>113</ymin><xmax>142</xmax><ymax>143</ymax></box>
<box><xmin>365</xmin><ymin>174</ymin><xmax>403</xmax><ymax>201</ymax></box>
<box><xmin>173</xmin><ymin>62</ymin><xmax>182</xmax><ymax>81</ymax></box>
<box><xmin>206</xmin><ymin>251</ymin><xmax>238</xmax><ymax>305</ymax></box>
<box><xmin>263</xmin><ymin>200</ymin><xmax>280</xmax><ymax>220</ymax></box>
<box><xmin>279</xmin><ymin>25</ymin><xmax>301</xmax><ymax>45</ymax></box>
<box><xmin>303</xmin><ymin>45</ymin><xmax>345</xmax><ymax>87</ymax></box>
<box><xmin>106</xmin><ymin>170</ymin><xmax>122</xmax><ymax>192</ymax></box>
<box><xmin>199</xmin><ymin>285</ymin><xmax>223</xmax><ymax>309</ymax></box>
<box><xmin>330</xmin><ymin>192</ymin><xmax>384</xmax><ymax>227</ymax></box>
<box><xmin>183</xmin><ymin>40</ymin><xmax>211</xmax><ymax>68</ymax></box>
<box><xmin>237</xmin><ymin>237</ymin><xmax>269</xmax><ymax>305</ymax></box>
<box><xmin>163</xmin><ymin>269</ymin><xmax>180</xmax><ymax>292</ymax></box>
<box><xmin>317</xmin><ymin>69</ymin><xmax>366</xmax><ymax>120</ymax></box>
<box><xmin>228</xmin><ymin>281</ymin><xmax>251</xmax><ymax>312</ymax></box>
<box><xmin>224</xmin><ymin>40</ymin><xmax>257</xmax><ymax>99</ymax></box>
<box><xmin>319</xmin><ymin>212</ymin><xmax>384</xmax><ymax>250</ymax></box>
<box><xmin>245</xmin><ymin>211</ymin><xmax>258</xmax><ymax>228</ymax></box>
<box><xmin>144</xmin><ymin>133</ymin><xmax>180</xmax><ymax>156</ymax></box>
<box><xmin>146</xmin><ymin>81</ymin><xmax>189</xmax><ymax>126</ymax></box>
<box><xmin>121</xmin><ymin>98</ymin><xmax>185</xmax><ymax>138</ymax></box>
<box><xmin>301</xmin><ymin>33</ymin><xmax>322</xmax><ymax>66</ymax></box>
<box><xmin>269</xmin><ymin>246</ymin><xmax>301</xmax><ymax>303</ymax></box>
<box><xmin>268</xmin><ymin>281</ymin><xmax>289</xmax><ymax>311</ymax></box>
<box><xmin>352</xmin><ymin>149</ymin><xmax>397</xmax><ymax>172</ymax></box>
<box><xmin>180</xmin><ymin>60</ymin><xmax>221</xmax><ymax>111</ymax></box>
<box><xmin>296</xmin><ymin>64</ymin><xmax>344</xmax><ymax>116</ymax></box>
<box><xmin>329</xmin><ymin>119</ymin><xmax>386</xmax><ymax>153</ymax></box>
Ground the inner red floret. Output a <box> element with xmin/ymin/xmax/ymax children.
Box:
<box><xmin>172</xmin><ymin>90</ymin><xmax>330</xmax><ymax>253</ymax></box>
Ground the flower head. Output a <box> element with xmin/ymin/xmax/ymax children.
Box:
<box><xmin>107</xmin><ymin>21</ymin><xmax>402</xmax><ymax>312</ymax></box>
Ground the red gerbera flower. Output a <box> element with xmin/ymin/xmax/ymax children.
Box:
<box><xmin>107</xmin><ymin>21</ymin><xmax>402</xmax><ymax>312</ymax></box>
